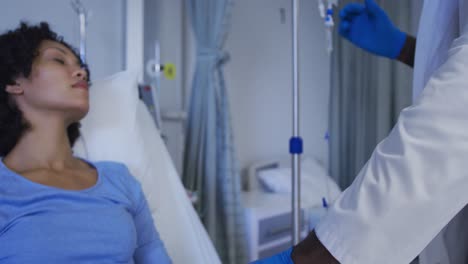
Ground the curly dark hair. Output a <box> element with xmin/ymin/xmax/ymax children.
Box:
<box><xmin>0</xmin><ymin>22</ymin><xmax>89</xmax><ymax>157</ymax></box>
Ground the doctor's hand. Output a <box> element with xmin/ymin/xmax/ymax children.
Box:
<box><xmin>251</xmin><ymin>231</ymin><xmax>339</xmax><ymax>264</ymax></box>
<box><xmin>250</xmin><ymin>248</ymin><xmax>294</xmax><ymax>264</ymax></box>
<box><xmin>339</xmin><ymin>0</ymin><xmax>407</xmax><ymax>59</ymax></box>
<box><xmin>291</xmin><ymin>231</ymin><xmax>340</xmax><ymax>264</ymax></box>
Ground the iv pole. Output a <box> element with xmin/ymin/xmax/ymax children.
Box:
<box><xmin>291</xmin><ymin>0</ymin><xmax>302</xmax><ymax>245</ymax></box>
<box><xmin>290</xmin><ymin>0</ymin><xmax>337</xmax><ymax>245</ymax></box>
<box><xmin>71</xmin><ymin>0</ymin><xmax>90</xmax><ymax>64</ymax></box>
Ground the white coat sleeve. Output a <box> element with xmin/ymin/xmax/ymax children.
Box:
<box><xmin>315</xmin><ymin>32</ymin><xmax>468</xmax><ymax>264</ymax></box>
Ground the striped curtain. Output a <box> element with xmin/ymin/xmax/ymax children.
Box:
<box><xmin>182</xmin><ymin>0</ymin><xmax>248</xmax><ymax>263</ymax></box>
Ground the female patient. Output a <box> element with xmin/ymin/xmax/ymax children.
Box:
<box><xmin>0</xmin><ymin>22</ymin><xmax>171</xmax><ymax>263</ymax></box>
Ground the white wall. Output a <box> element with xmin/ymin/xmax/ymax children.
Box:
<box><xmin>0</xmin><ymin>0</ymin><xmax>125</xmax><ymax>80</ymax></box>
<box><xmin>142</xmin><ymin>0</ymin><xmax>332</xmax><ymax>178</ymax></box>
<box><xmin>154</xmin><ymin>0</ymin><xmax>428</xmax><ymax>183</ymax></box>
<box><xmin>145</xmin><ymin>0</ymin><xmax>187</xmax><ymax>174</ymax></box>
<box><xmin>225</xmin><ymin>0</ymin><xmax>331</xmax><ymax>173</ymax></box>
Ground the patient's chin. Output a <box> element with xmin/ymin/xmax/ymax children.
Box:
<box><xmin>67</xmin><ymin>105</ymin><xmax>89</xmax><ymax>123</ymax></box>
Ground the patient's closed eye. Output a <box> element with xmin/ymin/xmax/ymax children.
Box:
<box><xmin>53</xmin><ymin>58</ymin><xmax>65</xmax><ymax>64</ymax></box>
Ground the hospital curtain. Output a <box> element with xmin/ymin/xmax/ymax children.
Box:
<box><xmin>182</xmin><ymin>1</ymin><xmax>248</xmax><ymax>264</ymax></box>
<box><xmin>328</xmin><ymin>0</ymin><xmax>415</xmax><ymax>189</ymax></box>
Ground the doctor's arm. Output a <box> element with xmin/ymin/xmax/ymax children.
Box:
<box><xmin>340</xmin><ymin>0</ymin><xmax>416</xmax><ymax>67</ymax></box>
<box><xmin>311</xmin><ymin>32</ymin><xmax>468</xmax><ymax>263</ymax></box>
<box><xmin>259</xmin><ymin>13</ymin><xmax>468</xmax><ymax>264</ymax></box>
<box><xmin>396</xmin><ymin>35</ymin><xmax>416</xmax><ymax>68</ymax></box>
<box><xmin>250</xmin><ymin>233</ymin><xmax>338</xmax><ymax>264</ymax></box>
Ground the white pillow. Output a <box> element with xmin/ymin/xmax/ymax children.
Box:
<box><xmin>257</xmin><ymin>158</ymin><xmax>342</xmax><ymax>207</ymax></box>
<box><xmin>73</xmin><ymin>71</ymin><xmax>220</xmax><ymax>264</ymax></box>
<box><xmin>73</xmin><ymin>71</ymin><xmax>140</xmax><ymax>165</ymax></box>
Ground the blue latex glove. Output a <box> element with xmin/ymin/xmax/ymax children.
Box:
<box><xmin>339</xmin><ymin>0</ymin><xmax>407</xmax><ymax>59</ymax></box>
<box><xmin>250</xmin><ymin>247</ymin><xmax>294</xmax><ymax>264</ymax></box>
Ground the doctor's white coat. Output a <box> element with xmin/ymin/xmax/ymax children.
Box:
<box><xmin>315</xmin><ymin>0</ymin><xmax>468</xmax><ymax>263</ymax></box>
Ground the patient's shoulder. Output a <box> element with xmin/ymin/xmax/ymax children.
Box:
<box><xmin>93</xmin><ymin>160</ymin><xmax>138</xmax><ymax>185</ymax></box>
<box><xmin>94</xmin><ymin>160</ymin><xmax>131</xmax><ymax>175</ymax></box>
<box><xmin>90</xmin><ymin>160</ymin><xmax>143</xmax><ymax>206</ymax></box>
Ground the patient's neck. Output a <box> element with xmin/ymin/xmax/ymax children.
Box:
<box><xmin>3</xmin><ymin>118</ymin><xmax>76</xmax><ymax>173</ymax></box>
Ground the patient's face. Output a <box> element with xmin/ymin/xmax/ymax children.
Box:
<box><xmin>14</xmin><ymin>40</ymin><xmax>89</xmax><ymax>124</ymax></box>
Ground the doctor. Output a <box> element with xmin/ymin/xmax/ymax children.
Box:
<box><xmin>254</xmin><ymin>0</ymin><xmax>468</xmax><ymax>263</ymax></box>
<box><xmin>337</xmin><ymin>1</ymin><xmax>468</xmax><ymax>263</ymax></box>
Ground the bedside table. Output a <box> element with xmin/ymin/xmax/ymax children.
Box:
<box><xmin>243</xmin><ymin>191</ymin><xmax>317</xmax><ymax>261</ymax></box>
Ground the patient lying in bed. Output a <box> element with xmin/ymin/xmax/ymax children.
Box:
<box><xmin>0</xmin><ymin>160</ymin><xmax>170</xmax><ymax>263</ymax></box>
<box><xmin>0</xmin><ymin>22</ymin><xmax>171</xmax><ymax>263</ymax></box>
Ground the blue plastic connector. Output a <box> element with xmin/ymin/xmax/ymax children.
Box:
<box><xmin>322</xmin><ymin>197</ymin><xmax>329</xmax><ymax>209</ymax></box>
<box><xmin>289</xmin><ymin>137</ymin><xmax>303</xmax><ymax>154</ymax></box>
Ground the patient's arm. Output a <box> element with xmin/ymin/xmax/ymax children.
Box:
<box><xmin>133</xmin><ymin>191</ymin><xmax>172</xmax><ymax>264</ymax></box>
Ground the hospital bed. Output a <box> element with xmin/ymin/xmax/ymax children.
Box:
<box><xmin>242</xmin><ymin>157</ymin><xmax>342</xmax><ymax>261</ymax></box>
<box><xmin>73</xmin><ymin>71</ymin><xmax>221</xmax><ymax>264</ymax></box>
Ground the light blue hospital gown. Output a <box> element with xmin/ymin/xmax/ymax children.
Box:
<box><xmin>0</xmin><ymin>159</ymin><xmax>171</xmax><ymax>264</ymax></box>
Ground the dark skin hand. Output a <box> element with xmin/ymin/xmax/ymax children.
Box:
<box><xmin>290</xmin><ymin>35</ymin><xmax>417</xmax><ymax>264</ymax></box>
<box><xmin>397</xmin><ymin>34</ymin><xmax>417</xmax><ymax>68</ymax></box>
<box><xmin>291</xmin><ymin>231</ymin><xmax>340</xmax><ymax>264</ymax></box>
